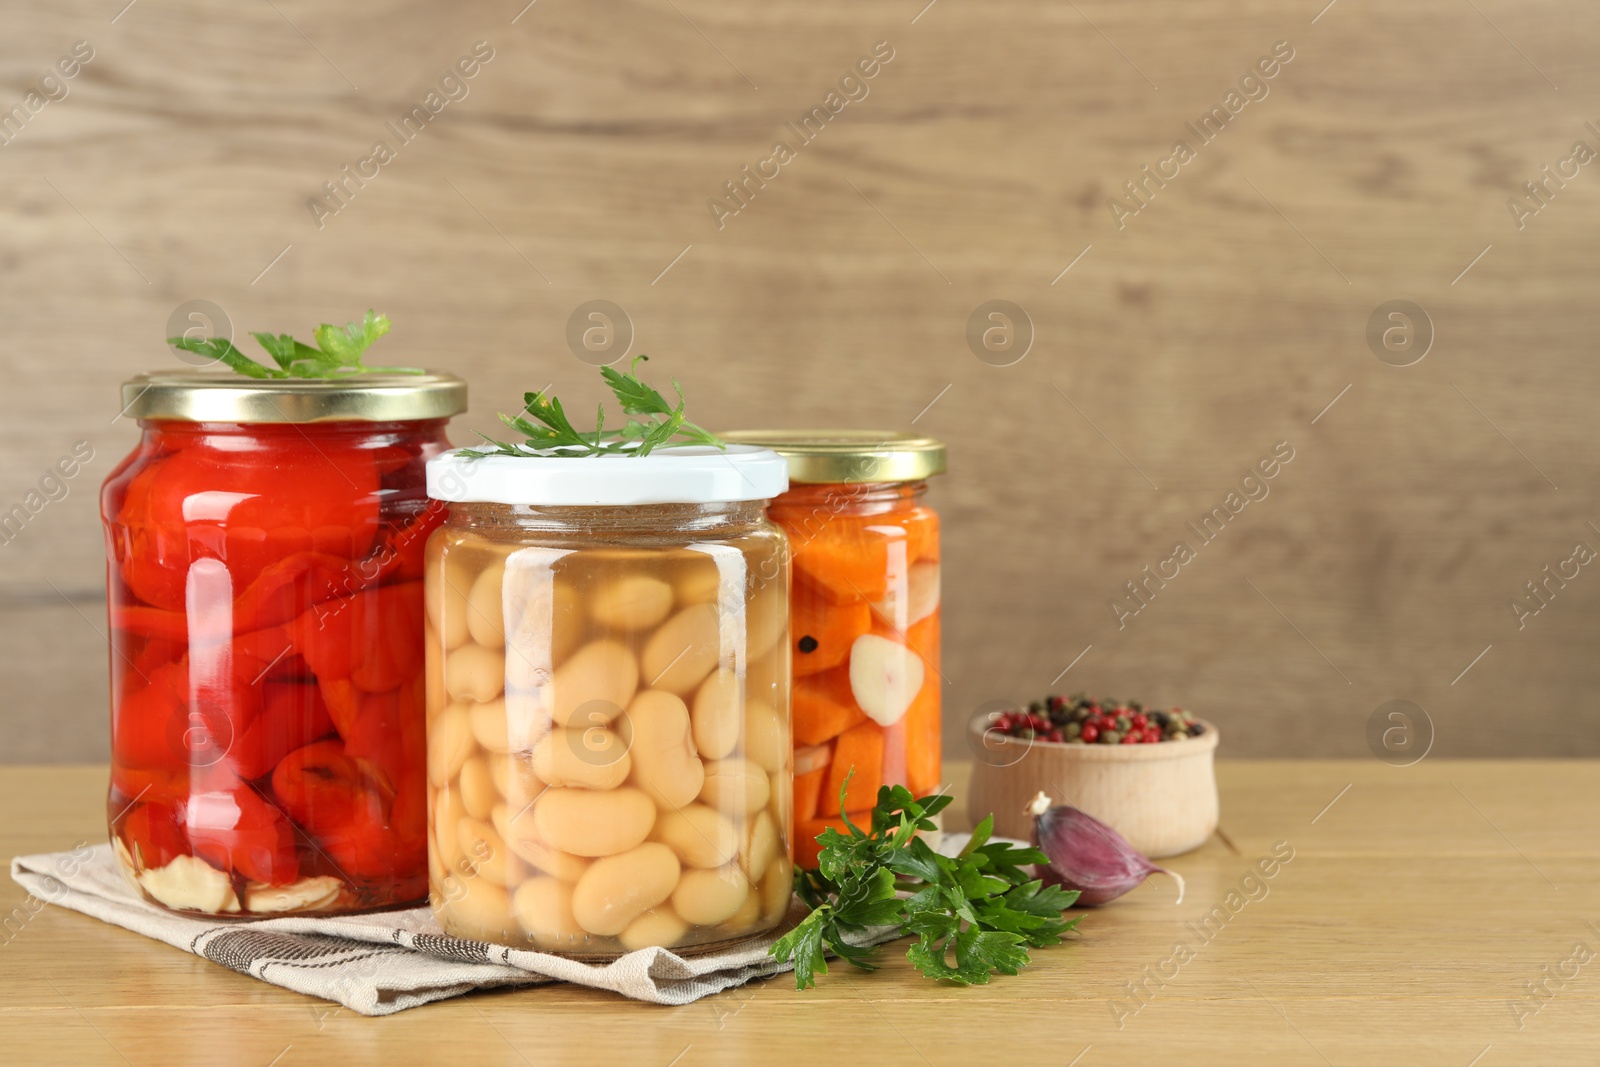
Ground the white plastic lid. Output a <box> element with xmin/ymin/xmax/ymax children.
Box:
<box><xmin>426</xmin><ymin>444</ymin><xmax>790</xmax><ymax>506</ymax></box>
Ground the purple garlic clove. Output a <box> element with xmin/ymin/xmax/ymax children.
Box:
<box><xmin>1028</xmin><ymin>792</ymin><xmax>1185</xmax><ymax>907</ymax></box>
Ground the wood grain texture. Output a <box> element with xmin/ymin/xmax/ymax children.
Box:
<box><xmin>0</xmin><ymin>760</ymin><xmax>1596</xmax><ymax>1065</ymax></box>
<box><xmin>2</xmin><ymin>1</ymin><xmax>1599</xmax><ymax>761</ymax></box>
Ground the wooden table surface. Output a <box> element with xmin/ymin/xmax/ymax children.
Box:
<box><xmin>2</xmin><ymin>760</ymin><xmax>1596</xmax><ymax>1066</ymax></box>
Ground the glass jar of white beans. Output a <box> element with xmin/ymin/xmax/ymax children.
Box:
<box><xmin>422</xmin><ymin>445</ymin><xmax>793</xmax><ymax>956</ymax></box>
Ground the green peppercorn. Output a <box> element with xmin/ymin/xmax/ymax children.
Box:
<box><xmin>1115</xmin><ymin>715</ymin><xmax>1131</xmax><ymax>732</ymax></box>
<box><xmin>1099</xmin><ymin>730</ymin><xmax>1121</xmax><ymax>744</ymax></box>
<box><xmin>1065</xmin><ymin>721</ymin><xmax>1081</xmax><ymax>739</ymax></box>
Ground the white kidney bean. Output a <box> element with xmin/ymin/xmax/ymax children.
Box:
<box><xmin>549</xmin><ymin>581</ymin><xmax>584</xmax><ymax>667</ymax></box>
<box><xmin>742</xmin><ymin>699</ymin><xmax>785</xmax><ymax>774</ymax></box>
<box><xmin>549</xmin><ymin>639</ymin><xmax>638</xmax><ymax>728</ymax></box>
<box><xmin>489</xmin><ymin>753</ymin><xmax>544</xmax><ymax>806</ymax></box>
<box><xmin>445</xmin><ymin>644</ymin><xmax>505</xmax><ymax>703</ymax></box>
<box><xmin>531</xmin><ymin>726</ymin><xmax>631</xmax><ymax>790</ymax></box>
<box><xmin>469</xmin><ymin>699</ymin><xmax>511</xmax><ymax>753</ymax></box>
<box><xmin>725</xmin><ymin>883</ymin><xmax>761</xmax><ymax>931</ymax></box>
<box><xmin>745</xmin><ymin>582</ymin><xmax>787</xmax><ymax>664</ymax></box>
<box><xmin>673</xmin><ymin>562</ymin><xmax>720</xmax><ymax>606</ymax></box>
<box><xmin>740</xmin><ymin>810</ymin><xmax>778</xmax><ymax>881</ymax></box>
<box><xmin>672</xmin><ymin>865</ymin><xmax>749</xmax><ymax>926</ymax></box>
<box><xmin>652</xmin><ymin>804</ymin><xmax>739</xmax><ymax>868</ymax></box>
<box><xmin>425</xmin><ymin>548</ymin><xmax>472</xmax><ymax>651</ymax></box>
<box><xmin>427</xmin><ymin>797</ymin><xmax>449</xmax><ymax>885</ymax></box>
<box><xmin>641</xmin><ymin>604</ymin><xmax>720</xmax><ymax>695</ymax></box>
<box><xmin>434</xmin><ymin>872</ymin><xmax>511</xmax><ymax>941</ymax></box>
<box><xmin>699</xmin><ymin>758</ymin><xmax>770</xmax><ymax>812</ymax></box>
<box><xmin>425</xmin><ymin>621</ymin><xmax>445</xmax><ymax>712</ymax></box>
<box><xmin>456</xmin><ymin>816</ymin><xmax>512</xmax><ymax>885</ymax></box>
<box><xmin>591</xmin><ymin>574</ymin><xmax>674</xmax><ymax>632</ymax></box>
<box><xmin>759</xmin><ymin>856</ymin><xmax>794</xmax><ymax>923</ymax></box>
<box><xmin>500</xmin><ymin>549</ymin><xmax>580</xmax><ymax>718</ymax></box>
<box><xmin>512</xmin><ymin>876</ymin><xmax>586</xmax><ymax>947</ymax></box>
<box><xmin>691</xmin><ymin>668</ymin><xmax>742</xmax><ymax>761</ymax></box>
<box><xmin>493</xmin><ymin>804</ymin><xmax>590</xmax><ymax>882</ymax></box>
<box><xmin>533</xmin><ymin>787</ymin><xmax>655</xmax><ymax>857</ymax></box>
<box><xmin>623</xmin><ymin>690</ymin><xmax>705</xmax><ymax>810</ymax></box>
<box><xmin>428</xmin><ymin>703</ymin><xmax>475</xmax><ymax>787</ymax></box>
<box><xmin>570</xmin><ymin>843</ymin><xmax>681</xmax><ymax>936</ymax></box>
<box><xmin>767</xmin><ymin>765</ymin><xmax>791</xmax><ymax>831</ymax></box>
<box><xmin>466</xmin><ymin>562</ymin><xmax>508</xmax><ymax>650</ymax></box>
<box><xmin>745</xmin><ymin>651</ymin><xmax>784</xmax><ymax>703</ymax></box>
<box><xmin>618</xmin><ymin>906</ymin><xmax>688</xmax><ymax>951</ymax></box>
<box><xmin>458</xmin><ymin>756</ymin><xmax>496</xmax><ymax>821</ymax></box>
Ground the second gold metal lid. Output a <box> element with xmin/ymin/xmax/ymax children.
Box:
<box><xmin>718</xmin><ymin>430</ymin><xmax>946</xmax><ymax>484</ymax></box>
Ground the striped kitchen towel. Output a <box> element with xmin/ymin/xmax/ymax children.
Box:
<box><xmin>11</xmin><ymin>843</ymin><xmax>907</xmax><ymax>1015</ymax></box>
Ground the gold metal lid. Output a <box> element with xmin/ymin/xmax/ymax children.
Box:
<box><xmin>119</xmin><ymin>371</ymin><xmax>467</xmax><ymax>424</ymax></box>
<box><xmin>718</xmin><ymin>430</ymin><xmax>946</xmax><ymax>484</ymax></box>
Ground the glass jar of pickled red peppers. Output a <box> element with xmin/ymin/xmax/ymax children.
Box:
<box><xmin>721</xmin><ymin>432</ymin><xmax>945</xmax><ymax>869</ymax></box>
<box><xmin>101</xmin><ymin>372</ymin><xmax>465</xmax><ymax>915</ymax></box>
<box><xmin>422</xmin><ymin>445</ymin><xmax>793</xmax><ymax>955</ymax></box>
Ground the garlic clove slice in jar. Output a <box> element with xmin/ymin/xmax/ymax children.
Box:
<box><xmin>869</xmin><ymin>559</ymin><xmax>940</xmax><ymax>630</ymax></box>
<box><xmin>244</xmin><ymin>875</ymin><xmax>344</xmax><ymax>913</ymax></box>
<box><xmin>847</xmin><ymin>633</ymin><xmax>925</xmax><ymax>727</ymax></box>
<box><xmin>138</xmin><ymin>855</ymin><xmax>241</xmax><ymax>914</ymax></box>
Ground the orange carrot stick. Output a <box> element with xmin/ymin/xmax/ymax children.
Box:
<box><xmin>792</xmin><ymin>580</ymin><xmax>871</xmax><ymax>677</ymax></box>
<box><xmin>793</xmin><ymin>666</ymin><xmax>867</xmax><ymax>746</ymax></box>
<box><xmin>823</xmin><ymin>721</ymin><xmax>884</xmax><ymax>815</ymax></box>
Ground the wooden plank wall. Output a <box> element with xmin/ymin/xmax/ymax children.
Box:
<box><xmin>2</xmin><ymin>0</ymin><xmax>1597</xmax><ymax>762</ymax></box>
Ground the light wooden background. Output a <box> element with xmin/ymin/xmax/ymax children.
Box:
<box><xmin>2</xmin><ymin>0</ymin><xmax>1597</xmax><ymax>763</ymax></box>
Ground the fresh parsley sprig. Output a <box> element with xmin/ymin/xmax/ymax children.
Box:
<box><xmin>772</xmin><ymin>774</ymin><xmax>1081</xmax><ymax>989</ymax></box>
<box><xmin>458</xmin><ymin>355</ymin><xmax>724</xmax><ymax>459</ymax></box>
<box><xmin>168</xmin><ymin>310</ymin><xmax>421</xmax><ymax>379</ymax></box>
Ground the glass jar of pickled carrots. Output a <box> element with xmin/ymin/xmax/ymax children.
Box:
<box><xmin>721</xmin><ymin>432</ymin><xmax>945</xmax><ymax>868</ymax></box>
<box><xmin>101</xmin><ymin>372</ymin><xmax>466</xmax><ymax>915</ymax></box>
<box><xmin>422</xmin><ymin>445</ymin><xmax>793</xmax><ymax>955</ymax></box>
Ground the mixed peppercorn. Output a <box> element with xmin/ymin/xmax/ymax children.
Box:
<box><xmin>990</xmin><ymin>694</ymin><xmax>1203</xmax><ymax>745</ymax></box>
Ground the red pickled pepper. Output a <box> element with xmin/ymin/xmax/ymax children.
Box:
<box><xmin>104</xmin><ymin>420</ymin><xmax>446</xmax><ymax>905</ymax></box>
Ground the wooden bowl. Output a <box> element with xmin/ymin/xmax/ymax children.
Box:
<box><xmin>965</xmin><ymin>717</ymin><xmax>1220</xmax><ymax>858</ymax></box>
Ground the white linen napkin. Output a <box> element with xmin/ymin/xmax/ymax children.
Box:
<box><xmin>11</xmin><ymin>844</ymin><xmax>908</xmax><ymax>1014</ymax></box>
